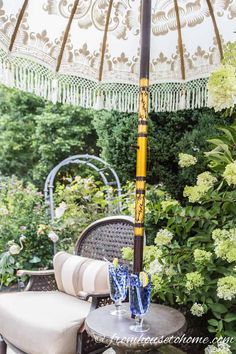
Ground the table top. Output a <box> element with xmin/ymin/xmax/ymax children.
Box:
<box><xmin>85</xmin><ymin>303</ymin><xmax>186</xmax><ymax>350</ymax></box>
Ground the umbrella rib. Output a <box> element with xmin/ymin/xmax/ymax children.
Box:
<box><xmin>205</xmin><ymin>0</ymin><xmax>223</xmax><ymax>60</ymax></box>
<box><xmin>173</xmin><ymin>0</ymin><xmax>186</xmax><ymax>80</ymax></box>
<box><xmin>56</xmin><ymin>0</ymin><xmax>80</xmax><ymax>72</ymax></box>
<box><xmin>9</xmin><ymin>0</ymin><xmax>29</xmax><ymax>52</ymax></box>
<box><xmin>98</xmin><ymin>0</ymin><xmax>114</xmax><ymax>82</ymax></box>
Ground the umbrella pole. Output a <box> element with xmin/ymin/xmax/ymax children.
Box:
<box><xmin>133</xmin><ymin>0</ymin><xmax>152</xmax><ymax>273</ymax></box>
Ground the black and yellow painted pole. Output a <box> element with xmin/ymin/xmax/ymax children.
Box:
<box><xmin>133</xmin><ymin>0</ymin><xmax>152</xmax><ymax>273</ymax></box>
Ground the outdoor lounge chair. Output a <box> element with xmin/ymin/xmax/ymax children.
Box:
<box><xmin>0</xmin><ymin>215</ymin><xmax>134</xmax><ymax>354</ymax></box>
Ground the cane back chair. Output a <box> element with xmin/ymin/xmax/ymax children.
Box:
<box><xmin>0</xmin><ymin>215</ymin><xmax>134</xmax><ymax>354</ymax></box>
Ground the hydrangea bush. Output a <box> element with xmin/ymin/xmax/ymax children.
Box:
<box><xmin>208</xmin><ymin>42</ymin><xmax>236</xmax><ymax>112</ymax></box>
<box><xmin>123</xmin><ymin>124</ymin><xmax>236</xmax><ymax>352</ymax></box>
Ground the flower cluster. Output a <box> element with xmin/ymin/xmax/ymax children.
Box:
<box><xmin>155</xmin><ymin>229</ymin><xmax>173</xmax><ymax>246</ymax></box>
<box><xmin>205</xmin><ymin>341</ymin><xmax>232</xmax><ymax>354</ymax></box>
<box><xmin>144</xmin><ymin>245</ymin><xmax>162</xmax><ymax>264</ymax></box>
<box><xmin>122</xmin><ymin>247</ymin><xmax>133</xmax><ymax>262</ymax></box>
<box><xmin>197</xmin><ymin>172</ymin><xmax>217</xmax><ymax>188</ymax></box>
<box><xmin>208</xmin><ymin>64</ymin><xmax>236</xmax><ymax>111</ymax></box>
<box><xmin>223</xmin><ymin>162</ymin><xmax>236</xmax><ymax>186</ymax></box>
<box><xmin>178</xmin><ymin>153</ymin><xmax>197</xmax><ymax>168</ymax></box>
<box><xmin>151</xmin><ymin>274</ymin><xmax>163</xmax><ymax>293</ymax></box>
<box><xmin>0</xmin><ymin>206</ymin><xmax>9</xmax><ymax>215</ymax></box>
<box><xmin>183</xmin><ymin>184</ymin><xmax>208</xmax><ymax>203</ymax></box>
<box><xmin>190</xmin><ymin>303</ymin><xmax>205</xmax><ymax>317</ymax></box>
<box><xmin>186</xmin><ymin>271</ymin><xmax>204</xmax><ymax>292</ymax></box>
<box><xmin>160</xmin><ymin>199</ymin><xmax>179</xmax><ymax>211</ymax></box>
<box><xmin>148</xmin><ymin>259</ymin><xmax>163</xmax><ymax>276</ymax></box>
<box><xmin>184</xmin><ymin>171</ymin><xmax>216</xmax><ymax>203</ymax></box>
<box><xmin>122</xmin><ymin>245</ymin><xmax>163</xmax><ymax>266</ymax></box>
<box><xmin>194</xmin><ymin>249</ymin><xmax>212</xmax><ymax>264</ymax></box>
<box><xmin>165</xmin><ymin>265</ymin><xmax>177</xmax><ymax>279</ymax></box>
<box><xmin>212</xmin><ymin>228</ymin><xmax>236</xmax><ymax>263</ymax></box>
<box><xmin>217</xmin><ymin>275</ymin><xmax>236</xmax><ymax>301</ymax></box>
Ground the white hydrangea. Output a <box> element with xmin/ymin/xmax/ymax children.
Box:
<box><xmin>190</xmin><ymin>303</ymin><xmax>205</xmax><ymax>317</ymax></box>
<box><xmin>148</xmin><ymin>259</ymin><xmax>163</xmax><ymax>276</ymax></box>
<box><xmin>197</xmin><ymin>172</ymin><xmax>217</xmax><ymax>188</ymax></box>
<box><xmin>208</xmin><ymin>64</ymin><xmax>236</xmax><ymax>111</ymax></box>
<box><xmin>205</xmin><ymin>341</ymin><xmax>232</xmax><ymax>354</ymax></box>
<box><xmin>155</xmin><ymin>229</ymin><xmax>174</xmax><ymax>246</ymax></box>
<box><xmin>178</xmin><ymin>153</ymin><xmax>197</xmax><ymax>168</ymax></box>
<box><xmin>223</xmin><ymin>162</ymin><xmax>236</xmax><ymax>186</ymax></box>
<box><xmin>217</xmin><ymin>276</ymin><xmax>236</xmax><ymax>301</ymax></box>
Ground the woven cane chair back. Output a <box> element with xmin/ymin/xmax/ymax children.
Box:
<box><xmin>75</xmin><ymin>216</ymin><xmax>134</xmax><ymax>262</ymax></box>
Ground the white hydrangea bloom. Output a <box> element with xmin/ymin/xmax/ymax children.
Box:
<box><xmin>155</xmin><ymin>229</ymin><xmax>173</xmax><ymax>246</ymax></box>
<box><xmin>178</xmin><ymin>153</ymin><xmax>197</xmax><ymax>168</ymax></box>
<box><xmin>223</xmin><ymin>162</ymin><xmax>236</xmax><ymax>186</ymax></box>
<box><xmin>217</xmin><ymin>276</ymin><xmax>236</xmax><ymax>301</ymax></box>
<box><xmin>148</xmin><ymin>259</ymin><xmax>163</xmax><ymax>276</ymax></box>
<box><xmin>190</xmin><ymin>303</ymin><xmax>205</xmax><ymax>317</ymax></box>
<box><xmin>197</xmin><ymin>172</ymin><xmax>217</xmax><ymax>188</ymax></box>
<box><xmin>208</xmin><ymin>64</ymin><xmax>236</xmax><ymax>111</ymax></box>
<box><xmin>205</xmin><ymin>341</ymin><xmax>232</xmax><ymax>354</ymax></box>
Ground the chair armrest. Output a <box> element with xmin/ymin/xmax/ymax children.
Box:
<box><xmin>17</xmin><ymin>269</ymin><xmax>57</xmax><ymax>292</ymax></box>
<box><xmin>77</xmin><ymin>291</ymin><xmax>112</xmax><ymax>311</ymax></box>
<box><xmin>17</xmin><ymin>269</ymin><xmax>54</xmax><ymax>277</ymax></box>
<box><xmin>77</xmin><ymin>291</ymin><xmax>110</xmax><ymax>300</ymax></box>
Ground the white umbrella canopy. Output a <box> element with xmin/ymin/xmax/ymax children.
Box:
<box><xmin>0</xmin><ymin>0</ymin><xmax>235</xmax><ymax>112</ymax></box>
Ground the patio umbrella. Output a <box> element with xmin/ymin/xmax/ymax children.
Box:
<box><xmin>0</xmin><ymin>0</ymin><xmax>235</xmax><ymax>272</ymax></box>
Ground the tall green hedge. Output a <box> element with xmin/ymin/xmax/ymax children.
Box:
<box><xmin>93</xmin><ymin>108</ymin><xmax>224</xmax><ymax>198</ymax></box>
<box><xmin>0</xmin><ymin>86</ymin><xmax>98</xmax><ymax>187</ymax></box>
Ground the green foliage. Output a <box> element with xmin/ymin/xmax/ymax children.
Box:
<box><xmin>0</xmin><ymin>85</ymin><xmax>225</xmax><ymax>199</ymax></box>
<box><xmin>0</xmin><ymin>175</ymin><xmax>131</xmax><ymax>287</ymax></box>
<box><xmin>0</xmin><ymin>85</ymin><xmax>98</xmax><ymax>187</ymax></box>
<box><xmin>0</xmin><ymin>176</ymin><xmax>53</xmax><ymax>286</ymax></box>
<box><xmin>93</xmin><ymin>108</ymin><xmax>223</xmax><ymax>198</ymax></box>
<box><xmin>123</xmin><ymin>124</ymin><xmax>236</xmax><ymax>351</ymax></box>
<box><xmin>31</xmin><ymin>105</ymin><xmax>99</xmax><ymax>184</ymax></box>
<box><xmin>51</xmin><ymin>176</ymin><xmax>122</xmax><ymax>244</ymax></box>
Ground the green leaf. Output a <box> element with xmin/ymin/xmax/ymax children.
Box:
<box><xmin>208</xmin><ymin>319</ymin><xmax>219</xmax><ymax>327</ymax></box>
<box><xmin>212</xmin><ymin>312</ymin><xmax>222</xmax><ymax>320</ymax></box>
<box><xmin>218</xmin><ymin>320</ymin><xmax>223</xmax><ymax>332</ymax></box>
<box><xmin>224</xmin><ymin>313</ymin><xmax>236</xmax><ymax>323</ymax></box>
<box><xmin>208</xmin><ymin>326</ymin><xmax>217</xmax><ymax>333</ymax></box>
<box><xmin>209</xmin><ymin>303</ymin><xmax>228</xmax><ymax>314</ymax></box>
<box><xmin>224</xmin><ymin>330</ymin><xmax>236</xmax><ymax>338</ymax></box>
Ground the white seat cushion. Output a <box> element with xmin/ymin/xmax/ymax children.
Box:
<box><xmin>0</xmin><ymin>291</ymin><xmax>91</xmax><ymax>354</ymax></box>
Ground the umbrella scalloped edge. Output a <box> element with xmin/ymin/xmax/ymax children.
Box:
<box><xmin>0</xmin><ymin>49</ymin><xmax>209</xmax><ymax>113</ymax></box>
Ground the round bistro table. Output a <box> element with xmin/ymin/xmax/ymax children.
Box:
<box><xmin>85</xmin><ymin>303</ymin><xmax>186</xmax><ymax>354</ymax></box>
